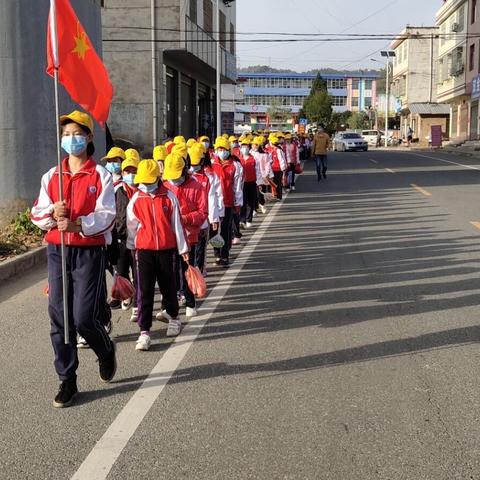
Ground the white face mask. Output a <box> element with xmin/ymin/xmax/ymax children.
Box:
<box><xmin>216</xmin><ymin>150</ymin><xmax>230</xmax><ymax>161</ymax></box>
<box><xmin>240</xmin><ymin>146</ymin><xmax>250</xmax><ymax>156</ymax></box>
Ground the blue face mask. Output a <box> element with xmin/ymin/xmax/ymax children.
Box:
<box><xmin>123</xmin><ymin>173</ymin><xmax>136</xmax><ymax>186</ymax></box>
<box><xmin>168</xmin><ymin>176</ymin><xmax>185</xmax><ymax>186</ymax></box>
<box><xmin>216</xmin><ymin>150</ymin><xmax>230</xmax><ymax>161</ymax></box>
<box><xmin>106</xmin><ymin>162</ymin><xmax>121</xmax><ymax>175</ymax></box>
<box><xmin>241</xmin><ymin>146</ymin><xmax>250</xmax><ymax>156</ymax></box>
<box><xmin>138</xmin><ymin>182</ymin><xmax>158</xmax><ymax>194</ymax></box>
<box><xmin>61</xmin><ymin>135</ymin><xmax>88</xmax><ymax>156</ymax></box>
<box><xmin>202</xmin><ymin>141</ymin><xmax>210</xmax><ymax>149</ymax></box>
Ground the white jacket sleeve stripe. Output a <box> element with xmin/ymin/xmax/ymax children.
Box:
<box><xmin>126</xmin><ymin>192</ymin><xmax>140</xmax><ymax>250</ymax></box>
<box><xmin>31</xmin><ymin>168</ymin><xmax>57</xmax><ymax>231</ymax></box>
<box><xmin>168</xmin><ymin>191</ymin><xmax>189</xmax><ymax>255</ymax></box>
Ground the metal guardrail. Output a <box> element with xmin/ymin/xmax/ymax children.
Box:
<box><xmin>185</xmin><ymin>16</ymin><xmax>236</xmax><ymax>81</ymax></box>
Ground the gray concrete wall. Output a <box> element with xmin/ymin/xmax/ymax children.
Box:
<box><xmin>0</xmin><ymin>0</ymin><xmax>105</xmax><ymax>222</ymax></box>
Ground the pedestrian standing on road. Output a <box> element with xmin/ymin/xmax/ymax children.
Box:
<box><xmin>113</xmin><ymin>155</ymin><xmax>140</xmax><ymax>323</ymax></box>
<box><xmin>285</xmin><ymin>133</ymin><xmax>300</xmax><ymax>191</ymax></box>
<box><xmin>189</xmin><ymin>142</ymin><xmax>222</xmax><ymax>274</ymax></box>
<box><xmin>376</xmin><ymin>131</ymin><xmax>382</xmax><ymax>148</ymax></box>
<box><xmin>211</xmin><ymin>136</ymin><xmax>243</xmax><ymax>267</ymax></box>
<box><xmin>127</xmin><ymin>159</ymin><xmax>189</xmax><ymax>349</ymax></box>
<box><xmin>250</xmin><ymin>136</ymin><xmax>270</xmax><ymax>214</ymax></box>
<box><xmin>312</xmin><ymin>127</ymin><xmax>331</xmax><ymax>182</ymax></box>
<box><xmin>31</xmin><ymin>110</ymin><xmax>117</xmax><ymax>408</ymax></box>
<box><xmin>230</xmin><ymin>144</ymin><xmax>244</xmax><ymax>246</ymax></box>
<box><xmin>265</xmin><ymin>133</ymin><xmax>287</xmax><ymax>199</ymax></box>
<box><xmin>238</xmin><ymin>138</ymin><xmax>257</xmax><ymax>228</ymax></box>
<box><xmin>164</xmin><ymin>153</ymin><xmax>208</xmax><ymax>319</ymax></box>
<box><xmin>102</xmin><ymin>147</ymin><xmax>125</xmax><ymax>186</ymax></box>
<box><xmin>407</xmin><ymin>126</ymin><xmax>413</xmax><ymax>147</ymax></box>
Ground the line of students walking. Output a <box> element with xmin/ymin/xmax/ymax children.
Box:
<box><xmin>31</xmin><ymin>110</ymin><xmax>305</xmax><ymax>408</ymax></box>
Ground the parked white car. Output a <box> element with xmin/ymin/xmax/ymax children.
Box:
<box><xmin>361</xmin><ymin>130</ymin><xmax>395</xmax><ymax>146</ymax></box>
<box><xmin>333</xmin><ymin>132</ymin><xmax>368</xmax><ymax>152</ymax></box>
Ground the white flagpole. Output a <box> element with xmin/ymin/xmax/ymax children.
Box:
<box><xmin>50</xmin><ymin>0</ymin><xmax>70</xmax><ymax>345</ymax></box>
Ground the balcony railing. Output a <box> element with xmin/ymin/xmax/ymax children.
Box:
<box><xmin>185</xmin><ymin>16</ymin><xmax>237</xmax><ymax>82</ymax></box>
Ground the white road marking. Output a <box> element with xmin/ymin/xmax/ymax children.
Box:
<box><xmin>412</xmin><ymin>152</ymin><xmax>480</xmax><ymax>171</ymax></box>
<box><xmin>385</xmin><ymin>168</ymin><xmax>395</xmax><ymax>173</ymax></box>
<box><xmin>369</xmin><ymin>159</ymin><xmax>378</xmax><ymax>164</ymax></box>
<box><xmin>71</xmin><ymin>196</ymin><xmax>286</xmax><ymax>480</ymax></box>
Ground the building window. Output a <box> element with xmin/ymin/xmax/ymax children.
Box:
<box><xmin>473</xmin><ymin>0</ymin><xmax>478</xmax><ymax>24</ymax></box>
<box><xmin>352</xmin><ymin>97</ymin><xmax>359</xmax><ymax>107</ymax></box>
<box><xmin>332</xmin><ymin>96</ymin><xmax>347</xmax><ymax>106</ymax></box>
<box><xmin>189</xmin><ymin>0</ymin><xmax>197</xmax><ymax>23</ymax></box>
<box><xmin>470</xmin><ymin>44</ymin><xmax>475</xmax><ymax>71</ymax></box>
<box><xmin>203</xmin><ymin>0</ymin><xmax>212</xmax><ymax>33</ymax></box>
<box><xmin>219</xmin><ymin>11</ymin><xmax>226</xmax><ymax>47</ymax></box>
<box><xmin>364</xmin><ymin>97</ymin><xmax>372</xmax><ymax>108</ymax></box>
<box><xmin>364</xmin><ymin>79</ymin><xmax>373</xmax><ymax>90</ymax></box>
<box><xmin>230</xmin><ymin>23</ymin><xmax>235</xmax><ymax>55</ymax></box>
<box><xmin>458</xmin><ymin>5</ymin><xmax>465</xmax><ymax>31</ymax></box>
<box><xmin>352</xmin><ymin>79</ymin><xmax>359</xmax><ymax>90</ymax></box>
<box><xmin>440</xmin><ymin>23</ymin><xmax>446</xmax><ymax>47</ymax></box>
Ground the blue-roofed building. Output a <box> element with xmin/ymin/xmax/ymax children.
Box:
<box><xmin>236</xmin><ymin>72</ymin><xmax>379</xmax><ymax>129</ymax></box>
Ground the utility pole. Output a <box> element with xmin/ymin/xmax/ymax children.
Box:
<box><xmin>151</xmin><ymin>0</ymin><xmax>158</xmax><ymax>146</ymax></box>
<box><xmin>216</xmin><ymin>0</ymin><xmax>221</xmax><ymax>137</ymax></box>
<box><xmin>380</xmin><ymin>50</ymin><xmax>396</xmax><ymax>147</ymax></box>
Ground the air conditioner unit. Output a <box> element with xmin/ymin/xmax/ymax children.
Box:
<box><xmin>451</xmin><ymin>22</ymin><xmax>461</xmax><ymax>32</ymax></box>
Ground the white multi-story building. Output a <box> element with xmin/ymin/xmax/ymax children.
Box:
<box><xmin>436</xmin><ymin>0</ymin><xmax>468</xmax><ymax>141</ymax></box>
<box><xmin>390</xmin><ymin>26</ymin><xmax>449</xmax><ymax>146</ymax></box>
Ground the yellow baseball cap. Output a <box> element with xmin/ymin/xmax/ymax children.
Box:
<box><xmin>172</xmin><ymin>143</ymin><xmax>188</xmax><ymax>159</ymax></box>
<box><xmin>102</xmin><ymin>146</ymin><xmax>126</xmax><ymax>162</ymax></box>
<box><xmin>199</xmin><ymin>135</ymin><xmax>210</xmax><ymax>143</ymax></box>
<box><xmin>121</xmin><ymin>157</ymin><xmax>139</xmax><ymax>171</ymax></box>
<box><xmin>134</xmin><ymin>159</ymin><xmax>160</xmax><ymax>184</ymax></box>
<box><xmin>163</xmin><ymin>153</ymin><xmax>186</xmax><ymax>180</ymax></box>
<box><xmin>189</xmin><ymin>143</ymin><xmax>206</xmax><ymax>166</ymax></box>
<box><xmin>229</xmin><ymin>135</ymin><xmax>238</xmax><ymax>143</ymax></box>
<box><xmin>153</xmin><ymin>145</ymin><xmax>167</xmax><ymax>162</ymax></box>
<box><xmin>186</xmin><ymin>138</ymin><xmax>197</xmax><ymax>148</ymax></box>
<box><xmin>125</xmin><ymin>148</ymin><xmax>141</xmax><ymax>163</ymax></box>
<box><xmin>268</xmin><ymin>133</ymin><xmax>279</xmax><ymax>144</ymax></box>
<box><xmin>239</xmin><ymin>138</ymin><xmax>251</xmax><ymax>146</ymax></box>
<box><xmin>252</xmin><ymin>136</ymin><xmax>264</xmax><ymax>147</ymax></box>
<box><xmin>173</xmin><ymin>135</ymin><xmax>186</xmax><ymax>145</ymax></box>
<box><xmin>214</xmin><ymin>136</ymin><xmax>231</xmax><ymax>150</ymax></box>
<box><xmin>60</xmin><ymin>110</ymin><xmax>94</xmax><ymax>133</ymax></box>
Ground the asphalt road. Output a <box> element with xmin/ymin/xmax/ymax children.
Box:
<box><xmin>2</xmin><ymin>149</ymin><xmax>480</xmax><ymax>479</ymax></box>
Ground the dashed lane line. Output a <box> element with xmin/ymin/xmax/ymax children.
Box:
<box><xmin>410</xmin><ymin>183</ymin><xmax>432</xmax><ymax>197</ymax></box>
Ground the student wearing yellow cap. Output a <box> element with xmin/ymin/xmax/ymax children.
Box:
<box><xmin>31</xmin><ymin>110</ymin><xmax>117</xmax><ymax>407</ymax></box>
<box><xmin>127</xmin><ymin>159</ymin><xmax>190</xmax><ymax>348</ymax></box>
<box><xmin>163</xmin><ymin>153</ymin><xmax>208</xmax><ymax>318</ymax></box>
<box><xmin>102</xmin><ymin>146</ymin><xmax>126</xmax><ymax>185</ymax></box>
<box><xmin>108</xmin><ymin>155</ymin><xmax>140</xmax><ymax>320</ymax></box>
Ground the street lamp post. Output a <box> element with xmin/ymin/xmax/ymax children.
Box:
<box><xmin>372</xmin><ymin>51</ymin><xmax>396</xmax><ymax>148</ymax></box>
<box><xmin>380</xmin><ymin>51</ymin><xmax>396</xmax><ymax>148</ymax></box>
<box><xmin>215</xmin><ymin>0</ymin><xmax>221</xmax><ymax>137</ymax></box>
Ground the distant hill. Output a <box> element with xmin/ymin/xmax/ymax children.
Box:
<box><xmin>238</xmin><ymin>65</ymin><xmax>382</xmax><ymax>75</ymax></box>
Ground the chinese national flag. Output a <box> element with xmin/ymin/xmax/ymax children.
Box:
<box><xmin>46</xmin><ymin>0</ymin><xmax>113</xmax><ymax>127</ymax></box>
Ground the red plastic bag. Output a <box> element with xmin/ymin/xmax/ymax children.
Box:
<box><xmin>111</xmin><ymin>273</ymin><xmax>135</xmax><ymax>301</ymax></box>
<box><xmin>295</xmin><ymin>163</ymin><xmax>303</xmax><ymax>174</ymax></box>
<box><xmin>185</xmin><ymin>265</ymin><xmax>207</xmax><ymax>298</ymax></box>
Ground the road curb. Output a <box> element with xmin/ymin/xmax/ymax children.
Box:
<box><xmin>0</xmin><ymin>246</ymin><xmax>47</xmax><ymax>284</ymax></box>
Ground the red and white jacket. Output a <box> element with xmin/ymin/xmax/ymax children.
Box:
<box><xmin>211</xmin><ymin>156</ymin><xmax>243</xmax><ymax>209</ymax></box>
<box><xmin>31</xmin><ymin>158</ymin><xmax>115</xmax><ymax>247</ymax></box>
<box><xmin>265</xmin><ymin>144</ymin><xmax>287</xmax><ymax>173</ymax></box>
<box><xmin>251</xmin><ymin>150</ymin><xmax>273</xmax><ymax>185</ymax></box>
<box><xmin>285</xmin><ymin>142</ymin><xmax>300</xmax><ymax>165</ymax></box>
<box><xmin>204</xmin><ymin>165</ymin><xmax>225</xmax><ymax>219</ymax></box>
<box><xmin>164</xmin><ymin>176</ymin><xmax>208</xmax><ymax>246</ymax></box>
<box><xmin>240</xmin><ymin>154</ymin><xmax>257</xmax><ymax>183</ymax></box>
<box><xmin>126</xmin><ymin>185</ymin><xmax>188</xmax><ymax>254</ymax></box>
<box><xmin>191</xmin><ymin>167</ymin><xmax>222</xmax><ymax>227</ymax></box>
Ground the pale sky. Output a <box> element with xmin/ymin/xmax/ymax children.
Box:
<box><xmin>236</xmin><ymin>0</ymin><xmax>441</xmax><ymax>72</ymax></box>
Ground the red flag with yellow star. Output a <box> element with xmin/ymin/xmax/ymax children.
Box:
<box><xmin>46</xmin><ymin>0</ymin><xmax>113</xmax><ymax>127</ymax></box>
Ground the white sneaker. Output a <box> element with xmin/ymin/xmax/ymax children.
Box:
<box><xmin>259</xmin><ymin>204</ymin><xmax>267</xmax><ymax>214</ymax></box>
<box><xmin>121</xmin><ymin>298</ymin><xmax>132</xmax><ymax>311</ymax></box>
<box><xmin>166</xmin><ymin>319</ymin><xmax>182</xmax><ymax>337</ymax></box>
<box><xmin>156</xmin><ymin>309</ymin><xmax>171</xmax><ymax>323</ymax></box>
<box><xmin>178</xmin><ymin>294</ymin><xmax>186</xmax><ymax>307</ymax></box>
<box><xmin>135</xmin><ymin>333</ymin><xmax>151</xmax><ymax>351</ymax></box>
<box><xmin>186</xmin><ymin>306</ymin><xmax>198</xmax><ymax>318</ymax></box>
<box><xmin>245</xmin><ymin>222</ymin><xmax>253</xmax><ymax>229</ymax></box>
<box><xmin>77</xmin><ymin>336</ymin><xmax>89</xmax><ymax>349</ymax></box>
<box><xmin>291</xmin><ymin>186</ymin><xmax>296</xmax><ymax>191</ymax></box>
<box><xmin>232</xmin><ymin>237</ymin><xmax>241</xmax><ymax>245</ymax></box>
<box><xmin>253</xmin><ymin>210</ymin><xmax>257</xmax><ymax>217</ymax></box>
<box><xmin>240</xmin><ymin>222</ymin><xmax>246</xmax><ymax>229</ymax></box>
<box><xmin>130</xmin><ymin>307</ymin><xmax>138</xmax><ymax>322</ymax></box>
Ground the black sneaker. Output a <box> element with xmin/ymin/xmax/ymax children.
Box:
<box><xmin>99</xmin><ymin>341</ymin><xmax>117</xmax><ymax>383</ymax></box>
<box><xmin>109</xmin><ymin>299</ymin><xmax>121</xmax><ymax>310</ymax></box>
<box><xmin>53</xmin><ymin>377</ymin><xmax>78</xmax><ymax>408</ymax></box>
<box><xmin>218</xmin><ymin>258</ymin><xmax>229</xmax><ymax>267</ymax></box>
